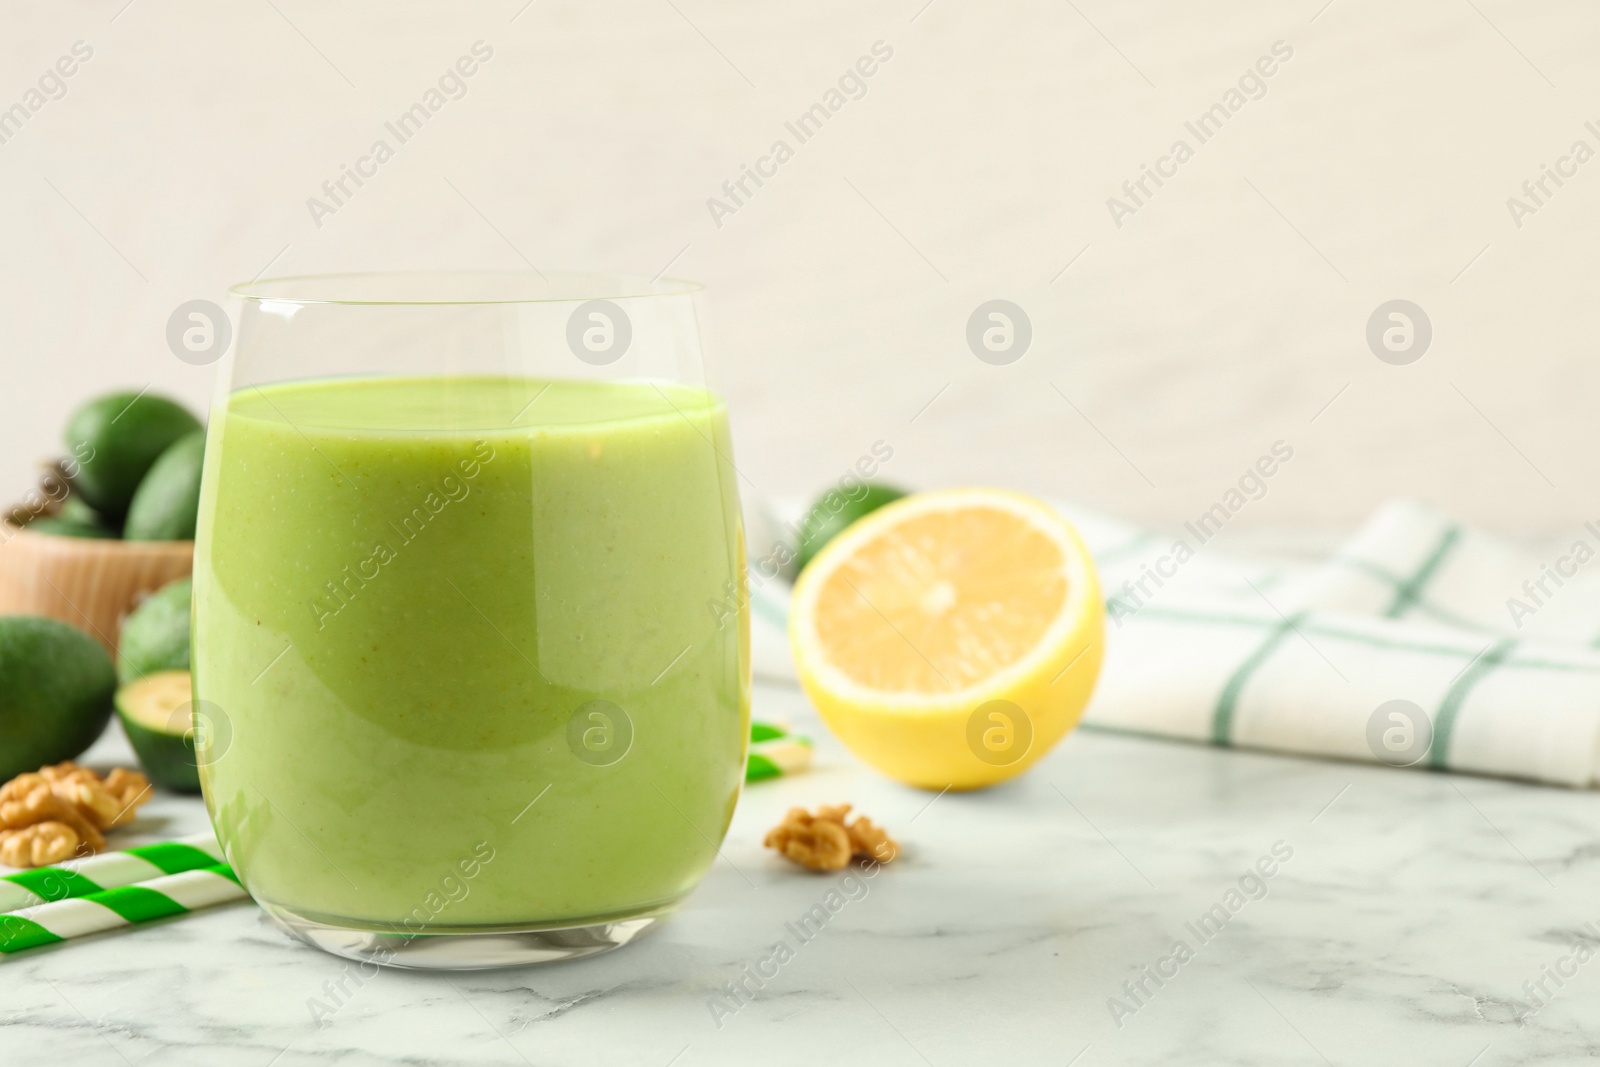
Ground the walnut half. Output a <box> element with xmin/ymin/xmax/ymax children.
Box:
<box><xmin>38</xmin><ymin>763</ymin><xmax>151</xmax><ymax>830</ymax></box>
<box><xmin>0</xmin><ymin>822</ymin><xmax>82</xmax><ymax>867</ymax></box>
<box><xmin>0</xmin><ymin>762</ymin><xmax>153</xmax><ymax>868</ymax></box>
<box><xmin>764</xmin><ymin>804</ymin><xmax>899</xmax><ymax>871</ymax></box>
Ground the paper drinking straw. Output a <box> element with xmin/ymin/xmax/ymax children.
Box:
<box><xmin>0</xmin><ymin>832</ymin><xmax>224</xmax><ymax>914</ymax></box>
<box><xmin>747</xmin><ymin>720</ymin><xmax>813</xmax><ymax>782</ymax></box>
<box><xmin>0</xmin><ymin>863</ymin><xmax>246</xmax><ymax>956</ymax></box>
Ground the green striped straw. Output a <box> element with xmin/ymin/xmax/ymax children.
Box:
<box><xmin>747</xmin><ymin>720</ymin><xmax>813</xmax><ymax>782</ymax></box>
<box><xmin>1</xmin><ymin>863</ymin><xmax>246</xmax><ymax>955</ymax></box>
<box><xmin>0</xmin><ymin>832</ymin><xmax>224</xmax><ymax>913</ymax></box>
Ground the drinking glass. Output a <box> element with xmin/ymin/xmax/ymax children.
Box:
<box><xmin>194</xmin><ymin>272</ymin><xmax>749</xmax><ymax>969</ymax></box>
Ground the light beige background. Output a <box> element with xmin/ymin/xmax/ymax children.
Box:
<box><xmin>3</xmin><ymin>0</ymin><xmax>1596</xmax><ymax>536</ymax></box>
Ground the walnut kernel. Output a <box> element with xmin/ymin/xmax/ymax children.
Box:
<box><xmin>0</xmin><ymin>762</ymin><xmax>152</xmax><ymax>868</ymax></box>
<box><xmin>0</xmin><ymin>822</ymin><xmax>82</xmax><ymax>867</ymax></box>
<box><xmin>764</xmin><ymin>804</ymin><xmax>899</xmax><ymax>871</ymax></box>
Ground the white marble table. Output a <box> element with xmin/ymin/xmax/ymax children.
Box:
<box><xmin>5</xmin><ymin>680</ymin><xmax>1600</xmax><ymax>1066</ymax></box>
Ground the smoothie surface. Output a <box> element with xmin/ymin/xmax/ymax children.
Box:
<box><xmin>227</xmin><ymin>373</ymin><xmax>723</xmax><ymax>433</ymax></box>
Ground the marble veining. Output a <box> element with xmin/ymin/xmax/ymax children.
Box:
<box><xmin>4</xmin><ymin>680</ymin><xmax>1600</xmax><ymax>1065</ymax></box>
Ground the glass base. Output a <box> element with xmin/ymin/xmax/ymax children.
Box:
<box><xmin>260</xmin><ymin>901</ymin><xmax>671</xmax><ymax>970</ymax></box>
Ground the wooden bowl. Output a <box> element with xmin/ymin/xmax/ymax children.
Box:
<box><xmin>0</xmin><ymin>525</ymin><xmax>193</xmax><ymax>655</ymax></box>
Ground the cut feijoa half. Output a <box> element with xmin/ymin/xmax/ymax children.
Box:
<box><xmin>115</xmin><ymin>670</ymin><xmax>200</xmax><ymax>793</ymax></box>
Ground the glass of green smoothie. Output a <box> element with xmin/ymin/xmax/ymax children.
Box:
<box><xmin>194</xmin><ymin>272</ymin><xmax>749</xmax><ymax>969</ymax></box>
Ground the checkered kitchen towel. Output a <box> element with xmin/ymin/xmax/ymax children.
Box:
<box><xmin>749</xmin><ymin>498</ymin><xmax>1600</xmax><ymax>788</ymax></box>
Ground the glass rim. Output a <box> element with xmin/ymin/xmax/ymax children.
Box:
<box><xmin>228</xmin><ymin>270</ymin><xmax>704</xmax><ymax>306</ymax></box>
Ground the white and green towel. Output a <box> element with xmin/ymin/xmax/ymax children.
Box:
<box><xmin>750</xmin><ymin>498</ymin><xmax>1600</xmax><ymax>788</ymax></box>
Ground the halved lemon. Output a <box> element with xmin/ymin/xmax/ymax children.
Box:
<box><xmin>789</xmin><ymin>488</ymin><xmax>1103</xmax><ymax>790</ymax></box>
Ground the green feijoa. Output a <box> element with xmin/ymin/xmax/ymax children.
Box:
<box><xmin>0</xmin><ymin>616</ymin><xmax>116</xmax><ymax>780</ymax></box>
<box><xmin>65</xmin><ymin>392</ymin><xmax>201</xmax><ymax>517</ymax></box>
<box><xmin>25</xmin><ymin>516</ymin><xmax>113</xmax><ymax>539</ymax></box>
<box><xmin>117</xmin><ymin>577</ymin><xmax>192</xmax><ymax>684</ymax></box>
<box><xmin>123</xmin><ymin>432</ymin><xmax>205</xmax><ymax>542</ymax></box>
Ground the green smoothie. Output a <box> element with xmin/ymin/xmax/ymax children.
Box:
<box><xmin>193</xmin><ymin>375</ymin><xmax>749</xmax><ymax>929</ymax></box>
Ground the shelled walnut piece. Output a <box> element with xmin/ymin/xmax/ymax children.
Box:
<box><xmin>763</xmin><ymin>804</ymin><xmax>899</xmax><ymax>872</ymax></box>
<box><xmin>0</xmin><ymin>763</ymin><xmax>152</xmax><ymax>868</ymax></box>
